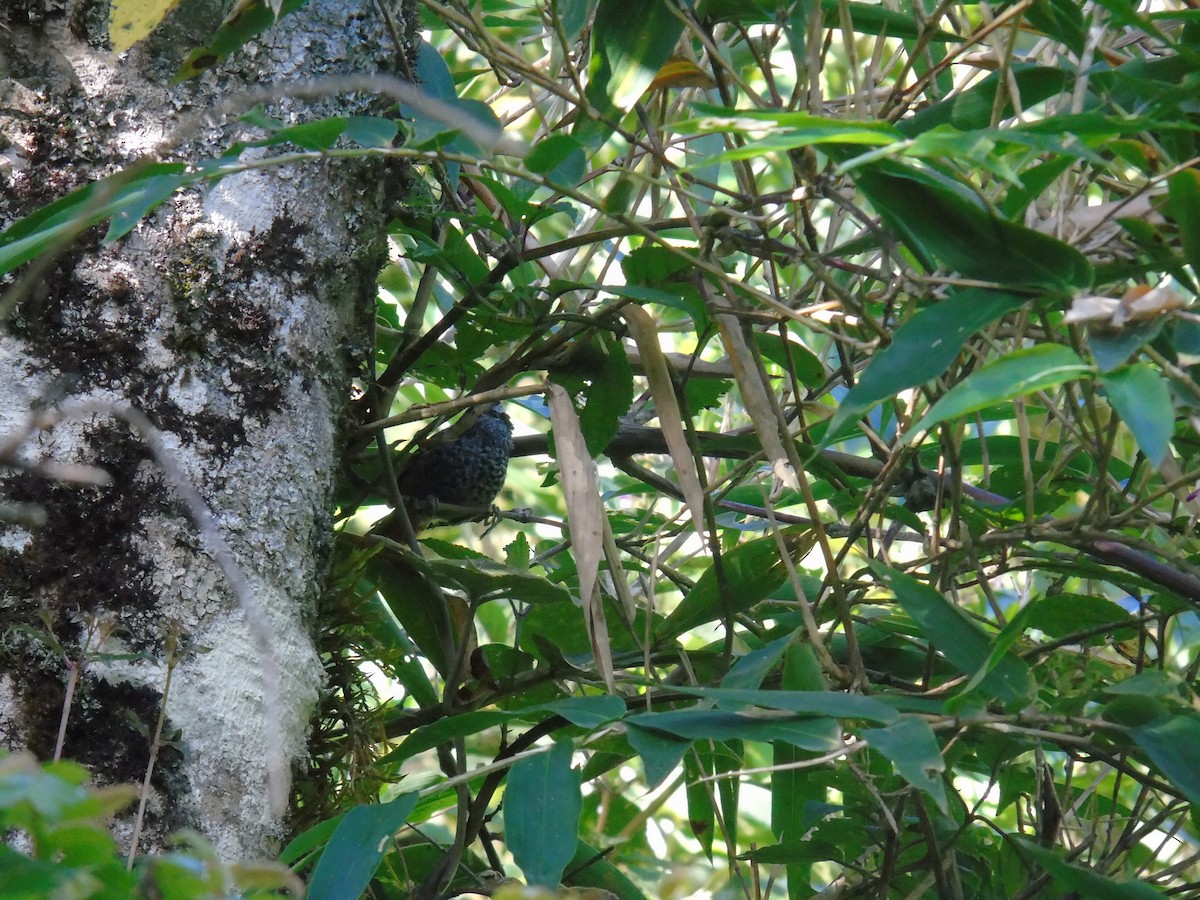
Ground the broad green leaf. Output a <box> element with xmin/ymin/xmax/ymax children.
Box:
<box><xmin>1129</xmin><ymin>715</ymin><xmax>1200</xmax><ymax>807</ymax></box>
<box><xmin>384</xmin><ymin>696</ymin><xmax>626</xmax><ymax>766</ymax></box>
<box><xmin>861</xmin><ymin>716</ymin><xmax>949</xmax><ymax>814</ymax></box>
<box><xmin>1169</xmin><ymin>168</ymin><xmax>1200</xmax><ymax>278</ymax></box>
<box><xmin>1025</xmin><ymin>594</ymin><xmax>1136</xmax><ymax>644</ymax></box>
<box><xmin>1015</xmin><ymin>839</ymin><xmax>1166</xmax><ymax>898</ymax></box>
<box><xmin>675</xmin><ymin>107</ymin><xmax>900</xmax><ymax>162</ymax></box>
<box><xmin>577</xmin><ymin>0</ymin><xmax>684</xmax><ymax>144</ymax></box>
<box><xmin>344</xmin><ymin>115</ymin><xmax>399</xmax><ymax>149</ymax></box>
<box><xmin>506</xmin><ymin>741</ymin><xmax>582</xmax><ymax>889</ymax></box>
<box><xmin>425</xmin><ymin>557</ymin><xmax>573</xmax><ymax>605</ymax></box>
<box><xmin>824</xmin><ymin>288</ymin><xmax>1027</xmax><ymax>443</ymax></box>
<box><xmin>1090</xmin><ymin>321</ymin><xmax>1165</xmax><ymax>373</ymax></box>
<box><xmin>1025</xmin><ymin>0</ymin><xmax>1087</xmax><ymax>54</ymax></box>
<box><xmin>719</xmin><ymin>634</ymin><xmax>795</xmax><ymax>690</ymax></box>
<box><xmin>627</xmin><ymin>721</ymin><xmax>690</xmax><ymax>788</ymax></box>
<box><xmin>684</xmin><ymin>750</ymin><xmax>716</xmax><ymax>860</ymax></box>
<box><xmin>1102</xmin><ymin>364</ymin><xmax>1174</xmax><ymax>464</ymax></box>
<box><xmin>271</xmin><ymin>117</ymin><xmax>348</xmax><ymax>151</ymax></box>
<box><xmin>854</xmin><ymin>163</ymin><xmax>1093</xmax><ymax>288</ymax></box>
<box><xmin>176</xmin><ymin>0</ymin><xmax>310</xmax><ymax>81</ymax></box>
<box><xmin>550</xmin><ymin>331</ymin><xmax>634</xmax><ymax>458</ymax></box>
<box><xmin>656</xmin><ymin>532</ymin><xmax>815</xmax><ymax>640</ymax></box>
<box><xmin>526</xmin><ymin>134</ymin><xmax>587</xmax><ymax>189</ymax></box>
<box><xmin>754</xmin><ymin>332</ymin><xmax>826</xmax><ymax>388</ymax></box>
<box><xmin>771</xmin><ymin>643</ymin><xmax>824</xmax><ymax>895</ymax></box>
<box><xmin>627</xmin><ymin>710</ymin><xmax>842</xmax><ymax>753</ymax></box>
<box><xmin>672</xmin><ymin>687</ymin><xmax>899</xmax><ymax>724</ymax></box>
<box><xmin>279</xmin><ymin>814</ymin><xmax>343</xmax><ymax>866</ymax></box>
<box><xmin>865</xmin><ymin>561</ymin><xmax>1035</xmax><ymax>703</ymax></box>
<box><xmin>909</xmin><ymin>345</ymin><xmax>1091</xmax><ymax>439</ymax></box>
<box><xmin>367</xmin><ymin>554</ymin><xmax>452</xmax><ymax>676</ymax></box>
<box><xmin>306</xmin><ymin>793</ymin><xmax>418</xmax><ymax>900</ymax></box>
<box><xmin>898</xmin><ymin>66</ymin><xmax>1071</xmax><ymax>136</ymax></box>
<box><xmin>385</xmin><ymin>710</ymin><xmax>514</xmax><ymax>765</ymax></box>
<box><xmin>698</xmin><ymin>0</ymin><xmax>960</xmax><ymax>40</ymax></box>
<box><xmin>104</xmin><ymin>170</ymin><xmax>192</xmax><ymax>242</ymax></box>
<box><xmin>542</xmin><ymin>695</ymin><xmax>628</xmax><ymax>728</ymax></box>
<box><xmin>0</xmin><ymin>165</ymin><xmax>191</xmax><ymax>275</ymax></box>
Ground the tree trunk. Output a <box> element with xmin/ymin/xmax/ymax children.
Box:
<box><xmin>0</xmin><ymin>0</ymin><xmax>413</xmax><ymax>860</ymax></box>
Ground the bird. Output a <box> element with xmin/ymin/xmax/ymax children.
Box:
<box><xmin>392</xmin><ymin>404</ymin><xmax>514</xmax><ymax>533</ymax></box>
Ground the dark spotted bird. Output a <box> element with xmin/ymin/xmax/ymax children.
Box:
<box><xmin>394</xmin><ymin>405</ymin><xmax>513</xmax><ymax>532</ymax></box>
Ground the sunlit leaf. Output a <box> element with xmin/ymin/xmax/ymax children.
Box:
<box><xmin>577</xmin><ymin>0</ymin><xmax>684</xmax><ymax>144</ymax></box>
<box><xmin>109</xmin><ymin>0</ymin><xmax>182</xmax><ymax>53</ymax></box>
<box><xmin>824</xmin><ymin>289</ymin><xmax>1027</xmax><ymax>443</ymax></box>
<box><xmin>656</xmin><ymin>532</ymin><xmax>815</xmax><ymax>641</ymax></box>
<box><xmin>910</xmin><ymin>345</ymin><xmax>1091</xmax><ymax>439</ymax></box>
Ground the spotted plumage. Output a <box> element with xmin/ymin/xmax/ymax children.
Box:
<box><xmin>397</xmin><ymin>405</ymin><xmax>513</xmax><ymax>530</ymax></box>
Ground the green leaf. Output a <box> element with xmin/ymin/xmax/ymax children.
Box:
<box><xmin>626</xmin><ymin>721</ymin><xmax>690</xmax><ymax>788</ymax></box>
<box><xmin>367</xmin><ymin>554</ymin><xmax>452</xmax><ymax>676</ymax></box>
<box><xmin>1168</xmin><ymin>168</ymin><xmax>1200</xmax><ymax>278</ymax></box>
<box><xmin>526</xmin><ymin>134</ymin><xmax>587</xmax><ymax>189</ymax></box>
<box><xmin>506</xmin><ymin>741</ymin><xmax>582</xmax><ymax>889</ymax></box>
<box><xmin>854</xmin><ymin>163</ymin><xmax>1093</xmax><ymax>289</ymax></box>
<box><xmin>1026</xmin><ymin>594</ymin><xmax>1137</xmax><ymax>644</ymax></box>
<box><xmin>306</xmin><ymin>793</ymin><xmax>418</xmax><ymax>900</ymax></box>
<box><xmin>865</xmin><ymin>560</ymin><xmax>1035</xmax><ymax>704</ymax></box>
<box><xmin>385</xmin><ymin>696</ymin><xmax>625</xmax><ymax>766</ymax></box>
<box><xmin>1015</xmin><ymin>839</ymin><xmax>1166</xmax><ymax>898</ymax></box>
<box><xmin>824</xmin><ymin>289</ymin><xmax>1027</xmax><ymax>442</ymax></box>
<box><xmin>0</xmin><ymin>164</ymin><xmax>191</xmax><ymax>275</ymax></box>
<box><xmin>910</xmin><ymin>345</ymin><xmax>1091</xmax><ymax>439</ymax></box>
<box><xmin>1026</xmin><ymin>0</ymin><xmax>1087</xmax><ymax>54</ymax></box>
<box><xmin>671</xmin><ymin>687</ymin><xmax>900</xmax><ymax>724</ymax></box>
<box><xmin>271</xmin><ymin>117</ymin><xmax>348</xmax><ymax>151</ymax></box>
<box><xmin>656</xmin><ymin>532</ymin><xmax>812</xmax><ymax>640</ymax></box>
<box><xmin>771</xmin><ymin>644</ymin><xmax>824</xmax><ymax>891</ymax></box>
<box><xmin>684</xmin><ymin>750</ymin><xmax>716</xmax><ymax>860</ymax></box>
<box><xmin>675</xmin><ymin>106</ymin><xmax>900</xmax><ymax>162</ymax></box>
<box><xmin>1102</xmin><ymin>364</ymin><xmax>1174</xmax><ymax>463</ymax></box>
<box><xmin>699</xmin><ymin>0</ymin><xmax>960</xmax><ymax>40</ymax></box>
<box><xmin>861</xmin><ymin>716</ymin><xmax>949</xmax><ymax>814</ymax></box>
<box><xmin>345</xmin><ymin>115</ymin><xmax>399</xmax><ymax>149</ymax></box>
<box><xmin>543</xmin><ymin>694</ymin><xmax>629</xmax><ymax>728</ymax></box>
<box><xmin>627</xmin><ymin>709</ymin><xmax>843</xmax><ymax>753</ymax></box>
<box><xmin>176</xmin><ymin>0</ymin><xmax>310</xmax><ymax>81</ymax></box>
<box><xmin>425</xmin><ymin>557</ymin><xmax>574</xmax><ymax>605</ymax></box>
<box><xmin>898</xmin><ymin>66</ymin><xmax>1071</xmax><ymax>136</ymax></box>
<box><xmin>1129</xmin><ymin>715</ymin><xmax>1200</xmax><ymax>807</ymax></box>
<box><xmin>577</xmin><ymin>0</ymin><xmax>684</xmax><ymax>144</ymax></box>
<box><xmin>550</xmin><ymin>331</ymin><xmax>634</xmax><ymax>458</ymax></box>
<box><xmin>1090</xmin><ymin>321</ymin><xmax>1165</xmax><ymax>373</ymax></box>
<box><xmin>719</xmin><ymin>634</ymin><xmax>795</xmax><ymax>690</ymax></box>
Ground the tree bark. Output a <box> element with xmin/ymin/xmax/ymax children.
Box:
<box><xmin>0</xmin><ymin>0</ymin><xmax>413</xmax><ymax>860</ymax></box>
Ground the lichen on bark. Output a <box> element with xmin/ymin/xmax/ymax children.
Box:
<box><xmin>0</xmin><ymin>0</ymin><xmax>416</xmax><ymax>860</ymax></box>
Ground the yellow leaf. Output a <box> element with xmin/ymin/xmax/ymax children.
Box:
<box><xmin>109</xmin><ymin>0</ymin><xmax>183</xmax><ymax>54</ymax></box>
<box><xmin>648</xmin><ymin>57</ymin><xmax>716</xmax><ymax>91</ymax></box>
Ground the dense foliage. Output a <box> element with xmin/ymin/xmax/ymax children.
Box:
<box><xmin>5</xmin><ymin>1</ymin><xmax>1200</xmax><ymax>898</ymax></box>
